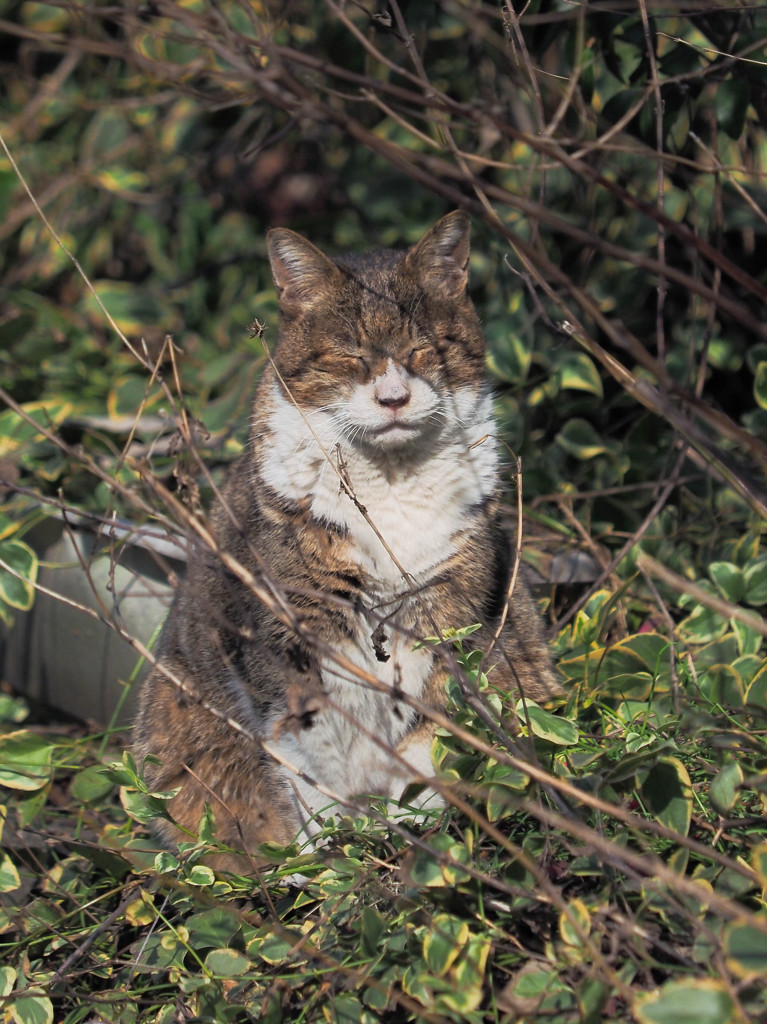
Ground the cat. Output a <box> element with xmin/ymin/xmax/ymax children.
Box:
<box><xmin>134</xmin><ymin>211</ymin><xmax>560</xmax><ymax>873</ymax></box>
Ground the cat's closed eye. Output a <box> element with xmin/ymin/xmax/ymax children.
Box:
<box><xmin>406</xmin><ymin>343</ymin><xmax>435</xmax><ymax>369</ymax></box>
<box><xmin>315</xmin><ymin>352</ymin><xmax>368</xmax><ymax>378</ymax></box>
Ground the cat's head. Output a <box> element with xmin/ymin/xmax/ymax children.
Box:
<box><xmin>265</xmin><ymin>212</ymin><xmax>487</xmax><ymax>452</ymax></box>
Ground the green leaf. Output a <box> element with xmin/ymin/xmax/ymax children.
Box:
<box><xmin>743</xmin><ymin>558</ymin><xmax>767</xmax><ymax>605</ymax></box>
<box><xmin>94</xmin><ymin>168</ymin><xmax>150</xmax><ymax>193</ymax></box>
<box><xmin>555</xmin><ymin>352</ymin><xmax>603</xmax><ymax>397</ymax></box>
<box><xmin>731</xmin><ymin>619</ymin><xmax>762</xmax><ymax>657</ymax></box>
<box><xmin>119</xmin><ymin>787</ymin><xmax>174</xmax><ymax>824</ymax></box>
<box><xmin>486</xmin><ymin>325</ymin><xmax>531</xmax><ymax>383</ymax></box>
<box><xmin>484</xmin><ymin>761</ymin><xmax>529</xmax><ymax>821</ymax></box>
<box><xmin>723</xmin><ymin>918</ymin><xmax>767</xmax><ymax>979</ymax></box>
<box><xmin>695</xmin><ymin>634</ymin><xmax>739</xmax><ymax>667</ymax></box>
<box><xmin>517</xmin><ymin>701</ymin><xmax>578</xmax><ymax>745</ymax></box>
<box><xmin>562</xmin><ymin>633</ymin><xmax>672</xmax><ymax>698</ymax></box>
<box><xmin>0</xmin><ymin>694</ymin><xmax>29</xmax><ymax>724</ymax></box>
<box><xmin>326</xmin><ymin>993</ymin><xmax>378</xmax><ymax>1024</ymax></box>
<box><xmin>69</xmin><ymin>764</ymin><xmax>116</xmax><ymax>803</ymax></box>
<box><xmin>446</xmin><ymin>933</ymin><xmax>491</xmax><ymax>1012</ymax></box>
<box><xmin>80</xmin><ymin>107</ymin><xmax>131</xmax><ymax>161</ymax></box>
<box><xmin>359</xmin><ymin>906</ymin><xmax>386</xmax><ymax>959</ymax></box>
<box><xmin>555</xmin><ymin>418</ymin><xmax>610</xmax><ymax>460</ymax></box>
<box><xmin>698</xmin><ymin>664</ymin><xmax>746</xmax><ymax>707</ymax></box>
<box><xmin>634</xmin><ymin>979</ymin><xmax>735</xmax><ymax>1024</ymax></box>
<box><xmin>408</xmin><ymin>833</ymin><xmax>471</xmax><ymax>887</ymax></box>
<box><xmin>708</xmin><ymin>561</ymin><xmax>745</xmax><ymax>603</ymax></box>
<box><xmin>745</xmin><ymin>666</ymin><xmax>767</xmax><ymax>710</ymax></box>
<box><xmin>154</xmin><ymin>851</ymin><xmax>180</xmax><ymax>874</ymax></box>
<box><xmin>251</xmin><ymin>932</ymin><xmax>298</xmax><ymax>966</ymax></box>
<box><xmin>578</xmin><ymin>976</ymin><xmax>610</xmax><ymax>1024</ymax></box>
<box><xmin>186</xmin><ymin>908</ymin><xmax>241</xmax><ymax>950</ymax></box>
<box><xmin>106</xmin><ymin>374</ymin><xmax>163</xmax><ymax>420</ymax></box>
<box><xmin>715</xmin><ymin>78</ymin><xmax>750</xmax><ymax>139</ymax></box>
<box><xmin>0</xmin><ymin>538</ymin><xmax>38</xmax><ymax>611</ymax></box>
<box><xmin>638</xmin><ymin>757</ymin><xmax>692</xmax><ymax>836</ymax></box>
<box><xmin>0</xmin><ymin>852</ymin><xmax>20</xmax><ymax>893</ymax></box>
<box><xmin>85</xmin><ymin>281</ymin><xmax>176</xmax><ymax>336</ymax></box>
<box><xmin>203</xmin><ymin>948</ymin><xmax>251</xmax><ymax>978</ymax></box>
<box><xmin>0</xmin><ymin>967</ymin><xmax>15</xmax><ymax>999</ymax></box>
<box><xmin>678</xmin><ymin>601</ymin><xmax>728</xmax><ymax>644</ymax></box>
<box><xmin>751</xmin><ymin>843</ymin><xmax>767</xmax><ymax>887</ymax></box>
<box><xmin>186</xmin><ymin>864</ymin><xmax>215</xmax><ymax>887</ymax></box>
<box><xmin>0</xmin><ymin>732</ymin><xmax>55</xmax><ymax>791</ymax></box>
<box><xmin>559</xmin><ymin>898</ymin><xmax>591</xmax><ymax>947</ymax></box>
<box><xmin>423</xmin><ymin>914</ymin><xmax>469</xmax><ymax>976</ymax></box>
<box><xmin>709</xmin><ymin>761</ymin><xmax>743</xmax><ymax>815</ymax></box>
<box><xmin>9</xmin><ymin>990</ymin><xmax>54</xmax><ymax>1024</ymax></box>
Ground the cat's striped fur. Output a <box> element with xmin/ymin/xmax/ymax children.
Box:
<box><xmin>134</xmin><ymin>212</ymin><xmax>559</xmax><ymax>873</ymax></box>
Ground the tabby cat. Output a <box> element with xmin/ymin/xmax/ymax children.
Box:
<box><xmin>134</xmin><ymin>211</ymin><xmax>559</xmax><ymax>873</ymax></box>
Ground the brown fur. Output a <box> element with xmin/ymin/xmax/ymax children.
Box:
<box><xmin>134</xmin><ymin>212</ymin><xmax>560</xmax><ymax>873</ymax></box>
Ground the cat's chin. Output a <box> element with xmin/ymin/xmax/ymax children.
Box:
<box><xmin>364</xmin><ymin>421</ymin><xmax>427</xmax><ymax>451</ymax></box>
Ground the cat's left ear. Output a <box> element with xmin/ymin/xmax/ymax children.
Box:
<box><xmin>406</xmin><ymin>210</ymin><xmax>471</xmax><ymax>299</ymax></box>
<box><xmin>267</xmin><ymin>228</ymin><xmax>342</xmax><ymax>314</ymax></box>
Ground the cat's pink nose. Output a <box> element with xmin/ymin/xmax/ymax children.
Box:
<box><xmin>374</xmin><ymin>363</ymin><xmax>411</xmax><ymax>408</ymax></box>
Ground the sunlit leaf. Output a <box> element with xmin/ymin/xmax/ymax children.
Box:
<box><xmin>204</xmin><ymin>948</ymin><xmax>251</xmax><ymax>977</ymax></box>
<box><xmin>555</xmin><ymin>418</ymin><xmax>610</xmax><ymax>459</ymax></box>
<box><xmin>697</xmin><ymin>665</ymin><xmax>745</xmax><ymax>707</ymax></box>
<box><xmin>69</xmin><ymin>764</ymin><xmax>116</xmax><ymax>803</ymax></box>
<box><xmin>556</xmin><ymin>351</ymin><xmax>603</xmax><ymax>397</ymax></box>
<box><xmin>559</xmin><ymin>898</ymin><xmax>591</xmax><ymax>947</ymax></box>
<box><xmin>423</xmin><ymin>914</ymin><xmax>469</xmax><ymax>976</ymax></box>
<box><xmin>0</xmin><ymin>852</ymin><xmax>20</xmax><ymax>893</ymax></box>
<box><xmin>448</xmin><ymin>933</ymin><xmax>491</xmax><ymax>1012</ymax></box>
<box><xmin>408</xmin><ymin>833</ymin><xmax>471</xmax><ymax>887</ymax></box>
<box><xmin>709</xmin><ymin>761</ymin><xmax>743</xmax><ymax>816</ymax></box>
<box><xmin>723</xmin><ymin>918</ymin><xmax>767</xmax><ymax>979</ymax></box>
<box><xmin>186</xmin><ymin>864</ymin><xmax>215</xmax><ymax>887</ymax></box>
<box><xmin>708</xmin><ymin>561</ymin><xmax>744</xmax><ymax>603</ymax></box>
<box><xmin>743</xmin><ymin>558</ymin><xmax>767</xmax><ymax>605</ymax></box>
<box><xmin>94</xmin><ymin>168</ymin><xmax>150</xmax><ymax>193</ymax></box>
<box><xmin>751</xmin><ymin>843</ymin><xmax>767</xmax><ymax>888</ymax></box>
<box><xmin>0</xmin><ymin>732</ymin><xmax>55</xmax><ymax>791</ymax></box>
<box><xmin>0</xmin><ymin>538</ymin><xmax>38</xmax><ymax>612</ymax></box>
<box><xmin>9</xmin><ymin>989</ymin><xmax>54</xmax><ymax>1024</ymax></box>
<box><xmin>0</xmin><ymin>966</ymin><xmax>15</xmax><ymax>998</ymax></box>
<box><xmin>634</xmin><ymin>979</ymin><xmax>735</xmax><ymax>1024</ymax></box>
<box><xmin>517</xmin><ymin>701</ymin><xmax>578</xmax><ymax>745</ymax></box>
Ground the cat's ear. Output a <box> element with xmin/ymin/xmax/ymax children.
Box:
<box><xmin>406</xmin><ymin>211</ymin><xmax>471</xmax><ymax>299</ymax></box>
<box><xmin>267</xmin><ymin>229</ymin><xmax>342</xmax><ymax>312</ymax></box>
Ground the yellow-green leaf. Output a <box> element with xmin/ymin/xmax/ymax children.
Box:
<box><xmin>0</xmin><ymin>852</ymin><xmax>20</xmax><ymax>893</ymax></box>
<box><xmin>204</xmin><ymin>948</ymin><xmax>251</xmax><ymax>977</ymax></box>
<box><xmin>559</xmin><ymin>898</ymin><xmax>591</xmax><ymax>947</ymax></box>
<box><xmin>709</xmin><ymin>761</ymin><xmax>743</xmax><ymax>816</ymax></box>
<box><xmin>556</xmin><ymin>351</ymin><xmax>603</xmax><ymax>397</ymax></box>
<box><xmin>634</xmin><ymin>979</ymin><xmax>734</xmax><ymax>1024</ymax></box>
<box><xmin>0</xmin><ymin>732</ymin><xmax>55</xmax><ymax>791</ymax></box>
<box><xmin>423</xmin><ymin>914</ymin><xmax>469</xmax><ymax>976</ymax></box>
<box><xmin>723</xmin><ymin>918</ymin><xmax>767</xmax><ymax>979</ymax></box>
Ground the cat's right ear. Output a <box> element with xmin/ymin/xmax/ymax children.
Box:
<box><xmin>267</xmin><ymin>230</ymin><xmax>342</xmax><ymax>313</ymax></box>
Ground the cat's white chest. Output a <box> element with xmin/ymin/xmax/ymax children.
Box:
<box><xmin>259</xmin><ymin>384</ymin><xmax>497</xmax><ymax>587</ymax></box>
<box><xmin>258</xmin><ymin>383</ymin><xmax>498</xmax><ymax>828</ymax></box>
<box><xmin>269</xmin><ymin>599</ymin><xmax>436</xmax><ymax>824</ymax></box>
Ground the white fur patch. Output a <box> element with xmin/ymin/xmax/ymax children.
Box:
<box><xmin>259</xmin><ymin>375</ymin><xmax>498</xmax><ymax>833</ymax></box>
<box><xmin>259</xmin><ymin>380</ymin><xmax>497</xmax><ymax>585</ymax></box>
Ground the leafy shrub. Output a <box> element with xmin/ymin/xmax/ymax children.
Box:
<box><xmin>1</xmin><ymin>2</ymin><xmax>767</xmax><ymax>1021</ymax></box>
